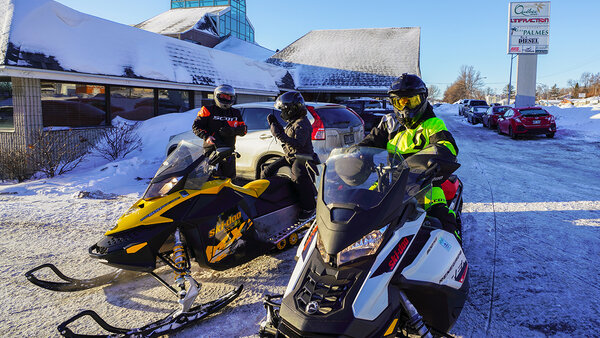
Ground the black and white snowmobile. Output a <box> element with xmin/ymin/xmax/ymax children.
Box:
<box><xmin>25</xmin><ymin>141</ymin><xmax>317</xmax><ymax>337</ymax></box>
<box><xmin>259</xmin><ymin>146</ymin><xmax>467</xmax><ymax>338</ymax></box>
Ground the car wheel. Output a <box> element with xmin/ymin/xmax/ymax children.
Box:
<box><xmin>482</xmin><ymin>120</ymin><xmax>487</xmax><ymax>128</ymax></box>
<box><xmin>546</xmin><ymin>133</ymin><xmax>555</xmax><ymax>138</ymax></box>
<box><xmin>509</xmin><ymin>126</ymin><xmax>517</xmax><ymax>139</ymax></box>
<box><xmin>497</xmin><ymin>124</ymin><xmax>502</xmax><ymax>134</ymax></box>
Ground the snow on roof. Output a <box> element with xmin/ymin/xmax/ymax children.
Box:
<box><xmin>268</xmin><ymin>27</ymin><xmax>421</xmax><ymax>91</ymax></box>
<box><xmin>213</xmin><ymin>36</ymin><xmax>275</xmax><ymax>62</ymax></box>
<box><xmin>134</xmin><ymin>6</ymin><xmax>228</xmax><ymax>35</ymax></box>
<box><xmin>0</xmin><ymin>0</ymin><xmax>280</xmax><ymax>94</ymax></box>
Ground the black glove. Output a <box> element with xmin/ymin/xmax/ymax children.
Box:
<box><xmin>235</xmin><ymin>124</ymin><xmax>247</xmax><ymax>136</ymax></box>
<box><xmin>267</xmin><ymin>113</ymin><xmax>277</xmax><ymax>125</ymax></box>
<box><xmin>219</xmin><ymin>126</ymin><xmax>235</xmax><ymax>137</ymax></box>
<box><xmin>270</xmin><ymin>120</ymin><xmax>284</xmax><ymax>139</ymax></box>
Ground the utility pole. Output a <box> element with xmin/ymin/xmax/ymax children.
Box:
<box><xmin>508</xmin><ymin>54</ymin><xmax>516</xmax><ymax>105</ymax></box>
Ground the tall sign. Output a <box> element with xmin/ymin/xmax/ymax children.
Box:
<box><xmin>508</xmin><ymin>2</ymin><xmax>551</xmax><ymax>54</ymax></box>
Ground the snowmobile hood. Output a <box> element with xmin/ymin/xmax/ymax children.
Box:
<box><xmin>107</xmin><ymin>179</ymin><xmax>271</xmax><ymax>236</ymax></box>
<box><xmin>108</xmin><ymin>190</ymin><xmax>198</xmax><ymax>235</ymax></box>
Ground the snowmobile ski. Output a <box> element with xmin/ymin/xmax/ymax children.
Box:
<box><xmin>57</xmin><ymin>285</ymin><xmax>243</xmax><ymax>337</ymax></box>
<box><xmin>25</xmin><ymin>263</ymin><xmax>135</xmax><ymax>292</ymax></box>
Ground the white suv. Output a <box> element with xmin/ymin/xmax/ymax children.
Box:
<box><xmin>165</xmin><ymin>102</ymin><xmax>364</xmax><ymax>179</ymax></box>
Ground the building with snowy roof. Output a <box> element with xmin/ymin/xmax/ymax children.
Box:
<box><xmin>0</xmin><ymin>0</ymin><xmax>287</xmax><ymax>158</ymax></box>
<box><xmin>267</xmin><ymin>27</ymin><xmax>421</xmax><ymax>102</ymax></box>
<box><xmin>137</xmin><ymin>0</ymin><xmax>255</xmax><ymax>46</ymax></box>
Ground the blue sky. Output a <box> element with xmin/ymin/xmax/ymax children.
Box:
<box><xmin>54</xmin><ymin>0</ymin><xmax>599</xmax><ymax>93</ymax></box>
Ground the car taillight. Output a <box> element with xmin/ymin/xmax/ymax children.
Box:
<box><xmin>307</xmin><ymin>106</ymin><xmax>326</xmax><ymax>140</ymax></box>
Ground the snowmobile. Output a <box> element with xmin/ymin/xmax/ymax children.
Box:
<box><xmin>259</xmin><ymin>146</ymin><xmax>467</xmax><ymax>338</ymax></box>
<box><xmin>25</xmin><ymin>141</ymin><xmax>317</xmax><ymax>337</ymax></box>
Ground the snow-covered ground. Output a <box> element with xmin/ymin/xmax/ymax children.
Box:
<box><xmin>1</xmin><ymin>104</ymin><xmax>599</xmax><ymax>337</ymax></box>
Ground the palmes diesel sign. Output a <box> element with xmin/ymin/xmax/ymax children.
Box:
<box><xmin>508</xmin><ymin>2</ymin><xmax>551</xmax><ymax>54</ymax></box>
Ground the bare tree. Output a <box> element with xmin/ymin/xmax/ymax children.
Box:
<box><xmin>28</xmin><ymin>129</ymin><xmax>88</xmax><ymax>178</ymax></box>
<box><xmin>428</xmin><ymin>84</ymin><xmax>441</xmax><ymax>101</ymax></box>
<box><xmin>443</xmin><ymin>81</ymin><xmax>466</xmax><ymax>104</ymax></box>
<box><xmin>536</xmin><ymin>83</ymin><xmax>549</xmax><ymax>101</ymax></box>
<box><xmin>457</xmin><ymin>65</ymin><xmax>485</xmax><ymax>98</ymax></box>
<box><xmin>90</xmin><ymin>122</ymin><xmax>142</xmax><ymax>161</ymax></box>
<box><xmin>0</xmin><ymin>148</ymin><xmax>31</xmax><ymax>182</ymax></box>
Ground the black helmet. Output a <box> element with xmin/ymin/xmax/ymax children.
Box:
<box><xmin>275</xmin><ymin>91</ymin><xmax>307</xmax><ymax>122</ymax></box>
<box><xmin>334</xmin><ymin>154</ymin><xmax>372</xmax><ymax>187</ymax></box>
<box><xmin>388</xmin><ymin>73</ymin><xmax>428</xmax><ymax>128</ymax></box>
<box><xmin>214</xmin><ymin>84</ymin><xmax>236</xmax><ymax>109</ymax></box>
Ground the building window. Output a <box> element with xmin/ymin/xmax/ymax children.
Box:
<box><xmin>0</xmin><ymin>77</ymin><xmax>13</xmax><ymax>130</ymax></box>
<box><xmin>158</xmin><ymin>90</ymin><xmax>191</xmax><ymax>115</ymax></box>
<box><xmin>172</xmin><ymin>1</ymin><xmax>185</xmax><ymax>8</ymax></box>
<box><xmin>110</xmin><ymin>86</ymin><xmax>155</xmax><ymax>121</ymax></box>
<box><xmin>41</xmin><ymin>81</ymin><xmax>108</xmax><ymax>128</ymax></box>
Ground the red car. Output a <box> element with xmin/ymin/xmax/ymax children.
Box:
<box><xmin>482</xmin><ymin>105</ymin><xmax>511</xmax><ymax>129</ymax></box>
<box><xmin>497</xmin><ymin>107</ymin><xmax>557</xmax><ymax>139</ymax></box>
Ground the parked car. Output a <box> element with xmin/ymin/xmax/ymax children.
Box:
<box><xmin>496</xmin><ymin>107</ymin><xmax>557</xmax><ymax>139</ymax></box>
<box><xmin>165</xmin><ymin>102</ymin><xmax>365</xmax><ymax>179</ymax></box>
<box><xmin>457</xmin><ymin>99</ymin><xmax>469</xmax><ymax>116</ymax></box>
<box><xmin>466</xmin><ymin>105</ymin><xmax>490</xmax><ymax>124</ymax></box>
<box><xmin>460</xmin><ymin>99</ymin><xmax>488</xmax><ymax>116</ymax></box>
<box><xmin>341</xmin><ymin>98</ymin><xmax>392</xmax><ymax>132</ymax></box>
<box><xmin>482</xmin><ymin>105</ymin><xmax>511</xmax><ymax>129</ymax></box>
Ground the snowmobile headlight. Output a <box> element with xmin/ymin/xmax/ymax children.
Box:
<box><xmin>337</xmin><ymin>225</ymin><xmax>388</xmax><ymax>266</ymax></box>
<box><xmin>144</xmin><ymin>176</ymin><xmax>183</xmax><ymax>200</ymax></box>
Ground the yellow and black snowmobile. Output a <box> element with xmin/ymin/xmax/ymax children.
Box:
<box><xmin>25</xmin><ymin>141</ymin><xmax>316</xmax><ymax>337</ymax></box>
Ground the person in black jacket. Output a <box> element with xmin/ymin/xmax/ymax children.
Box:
<box><xmin>192</xmin><ymin>84</ymin><xmax>247</xmax><ymax>178</ymax></box>
<box><xmin>263</xmin><ymin>91</ymin><xmax>317</xmax><ymax>222</ymax></box>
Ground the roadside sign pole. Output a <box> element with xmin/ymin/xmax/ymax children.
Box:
<box><xmin>515</xmin><ymin>54</ymin><xmax>537</xmax><ymax>107</ymax></box>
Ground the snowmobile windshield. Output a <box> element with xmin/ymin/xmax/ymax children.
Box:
<box><xmin>143</xmin><ymin>141</ymin><xmax>206</xmax><ymax>200</ymax></box>
<box><xmin>323</xmin><ymin>147</ymin><xmax>430</xmax><ymax>210</ymax></box>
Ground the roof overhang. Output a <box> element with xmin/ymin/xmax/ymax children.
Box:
<box><xmin>296</xmin><ymin>86</ymin><xmax>389</xmax><ymax>94</ymax></box>
<box><xmin>0</xmin><ymin>65</ymin><xmax>278</xmax><ymax>96</ymax></box>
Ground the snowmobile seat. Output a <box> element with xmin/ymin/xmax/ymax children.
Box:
<box><xmin>441</xmin><ymin>177</ymin><xmax>459</xmax><ymax>201</ymax></box>
<box><xmin>257</xmin><ymin>176</ymin><xmax>296</xmax><ymax>204</ymax></box>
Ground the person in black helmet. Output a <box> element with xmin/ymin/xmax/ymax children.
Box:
<box><xmin>192</xmin><ymin>84</ymin><xmax>247</xmax><ymax>178</ymax></box>
<box><xmin>263</xmin><ymin>91</ymin><xmax>318</xmax><ymax>223</ymax></box>
<box><xmin>358</xmin><ymin>73</ymin><xmax>462</xmax><ymax>242</ymax></box>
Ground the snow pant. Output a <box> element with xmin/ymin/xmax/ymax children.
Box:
<box><xmin>204</xmin><ymin>147</ymin><xmax>236</xmax><ymax>179</ymax></box>
<box><xmin>261</xmin><ymin>157</ymin><xmax>316</xmax><ymax>211</ymax></box>
<box><xmin>424</xmin><ymin>186</ymin><xmax>460</xmax><ymax>241</ymax></box>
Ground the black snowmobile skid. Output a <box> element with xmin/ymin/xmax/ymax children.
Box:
<box><xmin>57</xmin><ymin>285</ymin><xmax>243</xmax><ymax>338</ymax></box>
<box><xmin>25</xmin><ymin>263</ymin><xmax>136</xmax><ymax>292</ymax></box>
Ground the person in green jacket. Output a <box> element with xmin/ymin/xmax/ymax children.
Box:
<box><xmin>358</xmin><ymin>73</ymin><xmax>461</xmax><ymax>241</ymax></box>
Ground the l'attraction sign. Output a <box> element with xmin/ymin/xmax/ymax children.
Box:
<box><xmin>508</xmin><ymin>2</ymin><xmax>551</xmax><ymax>54</ymax></box>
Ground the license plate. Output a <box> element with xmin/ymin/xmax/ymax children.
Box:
<box><xmin>344</xmin><ymin>133</ymin><xmax>355</xmax><ymax>144</ymax></box>
<box><xmin>533</xmin><ymin>120</ymin><xmax>541</xmax><ymax>124</ymax></box>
